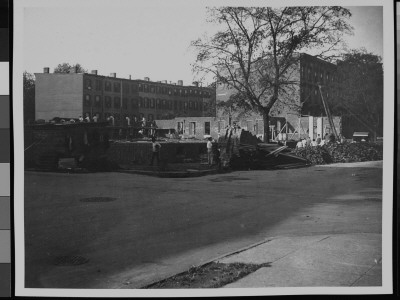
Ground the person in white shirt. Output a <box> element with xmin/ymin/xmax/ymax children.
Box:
<box><xmin>207</xmin><ymin>137</ymin><xmax>213</xmax><ymax>165</ymax></box>
<box><xmin>150</xmin><ymin>137</ymin><xmax>161</xmax><ymax>166</ymax></box>
<box><xmin>301</xmin><ymin>138</ymin><xmax>307</xmax><ymax>148</ymax></box>
<box><xmin>296</xmin><ymin>140</ymin><xmax>303</xmax><ymax>148</ymax></box>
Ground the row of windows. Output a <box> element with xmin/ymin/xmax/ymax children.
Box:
<box><xmin>301</xmin><ymin>66</ymin><xmax>336</xmax><ymax>85</ymax></box>
<box><xmin>84</xmin><ymin>79</ymin><xmax>212</xmax><ymax>98</ymax></box>
<box><xmin>84</xmin><ymin>95</ymin><xmax>205</xmax><ymax>111</ymax></box>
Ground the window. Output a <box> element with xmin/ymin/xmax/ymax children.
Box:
<box><xmin>189</xmin><ymin>101</ymin><xmax>193</xmax><ymax>109</ymax></box>
<box><xmin>179</xmin><ymin>101</ymin><xmax>183</xmax><ymax>111</ymax></box>
<box><xmin>194</xmin><ymin>101</ymin><xmax>198</xmax><ymax>110</ymax></box>
<box><xmin>131</xmin><ymin>98</ymin><xmax>138</xmax><ymax>108</ymax></box>
<box><xmin>168</xmin><ymin>88</ymin><xmax>172</xmax><ymax>95</ymax></box>
<box><xmin>94</xmin><ymin>95</ymin><xmax>101</xmax><ymax>107</ymax></box>
<box><xmin>85</xmin><ymin>79</ymin><xmax>92</xmax><ymax>90</ymax></box>
<box><xmin>105</xmin><ymin>96</ymin><xmax>112</xmax><ymax>108</ymax></box>
<box><xmin>150</xmin><ymin>85</ymin><xmax>154</xmax><ymax>93</ymax></box>
<box><xmin>145</xmin><ymin>98</ymin><xmax>150</xmax><ymax>108</ymax></box>
<box><xmin>114</xmin><ymin>82</ymin><xmax>121</xmax><ymax>92</ymax></box>
<box><xmin>184</xmin><ymin>101</ymin><xmax>188</xmax><ymax>110</ymax></box>
<box><xmin>199</xmin><ymin>101</ymin><xmax>203</xmax><ymax>110</ymax></box>
<box><xmin>168</xmin><ymin>100</ymin><xmax>173</xmax><ymax>110</ymax></box>
<box><xmin>84</xmin><ymin>94</ymin><xmax>91</xmax><ymax>106</ymax></box>
<box><xmin>150</xmin><ymin>98</ymin><xmax>155</xmax><ymax>108</ymax></box>
<box><xmin>105</xmin><ymin>81</ymin><xmax>112</xmax><ymax>91</ymax></box>
<box><xmin>177</xmin><ymin>122</ymin><xmax>184</xmax><ymax>134</ymax></box>
<box><xmin>144</xmin><ymin>84</ymin><xmax>148</xmax><ymax>93</ymax></box>
<box><xmin>246</xmin><ymin>120</ymin><xmax>253</xmax><ymax>131</ymax></box>
<box><xmin>131</xmin><ymin>83</ymin><xmax>137</xmax><ymax>92</ymax></box>
<box><xmin>122</xmin><ymin>98</ymin><xmax>128</xmax><ymax>109</ymax></box>
<box><xmin>174</xmin><ymin>100</ymin><xmax>178</xmax><ymax>110</ymax></box>
<box><xmin>163</xmin><ymin>99</ymin><xmax>166</xmax><ymax>108</ymax></box>
<box><xmin>189</xmin><ymin>122</ymin><xmax>196</xmax><ymax>135</ymax></box>
<box><xmin>205</xmin><ymin>122</ymin><xmax>210</xmax><ymax>135</ymax></box>
<box><xmin>139</xmin><ymin>97</ymin><xmax>144</xmax><ymax>108</ymax></box>
<box><xmin>95</xmin><ymin>80</ymin><xmax>102</xmax><ymax>91</ymax></box>
<box><xmin>138</xmin><ymin>84</ymin><xmax>143</xmax><ymax>92</ymax></box>
<box><xmin>123</xmin><ymin>83</ymin><xmax>130</xmax><ymax>94</ymax></box>
<box><xmin>114</xmin><ymin>97</ymin><xmax>121</xmax><ymax>108</ymax></box>
<box><xmin>218</xmin><ymin>121</ymin><xmax>225</xmax><ymax>133</ymax></box>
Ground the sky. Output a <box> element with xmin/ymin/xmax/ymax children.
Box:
<box><xmin>22</xmin><ymin>2</ymin><xmax>383</xmax><ymax>86</ymax></box>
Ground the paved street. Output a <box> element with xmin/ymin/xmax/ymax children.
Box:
<box><xmin>24</xmin><ymin>162</ymin><xmax>382</xmax><ymax>288</ymax></box>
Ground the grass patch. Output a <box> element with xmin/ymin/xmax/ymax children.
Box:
<box><xmin>142</xmin><ymin>262</ymin><xmax>271</xmax><ymax>289</ymax></box>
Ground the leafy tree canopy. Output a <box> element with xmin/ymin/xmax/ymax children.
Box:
<box><xmin>53</xmin><ymin>63</ymin><xmax>87</xmax><ymax>73</ymax></box>
<box><xmin>335</xmin><ymin>48</ymin><xmax>383</xmax><ymax>138</ymax></box>
<box><xmin>191</xmin><ymin>6</ymin><xmax>353</xmax><ymax>141</ymax></box>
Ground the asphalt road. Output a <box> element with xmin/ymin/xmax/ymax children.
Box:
<box><xmin>24</xmin><ymin>163</ymin><xmax>382</xmax><ymax>288</ymax></box>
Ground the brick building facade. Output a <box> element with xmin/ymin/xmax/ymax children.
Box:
<box><xmin>215</xmin><ymin>53</ymin><xmax>340</xmax><ymax>140</ymax></box>
<box><xmin>35</xmin><ymin>68</ymin><xmax>216</xmax><ymax>125</ymax></box>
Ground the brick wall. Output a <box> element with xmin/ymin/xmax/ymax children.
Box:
<box><xmin>106</xmin><ymin>141</ymin><xmax>207</xmax><ymax>165</ymax></box>
<box><xmin>24</xmin><ymin>123</ymin><xmax>111</xmax><ymax>168</ymax></box>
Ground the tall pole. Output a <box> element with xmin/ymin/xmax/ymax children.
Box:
<box><xmin>318</xmin><ymin>85</ymin><xmax>339</xmax><ymax>140</ymax></box>
<box><xmin>120</xmin><ymin>79</ymin><xmax>123</xmax><ymax>127</ymax></box>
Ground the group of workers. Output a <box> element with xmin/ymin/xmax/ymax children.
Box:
<box><xmin>295</xmin><ymin>133</ymin><xmax>345</xmax><ymax>148</ymax></box>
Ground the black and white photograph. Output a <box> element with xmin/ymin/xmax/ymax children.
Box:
<box><xmin>13</xmin><ymin>0</ymin><xmax>394</xmax><ymax>297</ymax></box>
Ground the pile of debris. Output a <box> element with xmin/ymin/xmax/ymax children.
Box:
<box><xmin>217</xmin><ymin>128</ymin><xmax>309</xmax><ymax>170</ymax></box>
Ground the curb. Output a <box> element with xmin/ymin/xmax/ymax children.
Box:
<box><xmin>139</xmin><ymin>236</ymin><xmax>275</xmax><ymax>288</ymax></box>
<box><xmin>117</xmin><ymin>168</ymin><xmax>223</xmax><ymax>178</ymax></box>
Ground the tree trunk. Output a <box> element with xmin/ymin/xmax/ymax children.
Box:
<box><xmin>262</xmin><ymin>111</ymin><xmax>270</xmax><ymax>143</ymax></box>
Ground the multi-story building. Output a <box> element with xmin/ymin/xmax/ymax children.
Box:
<box><xmin>215</xmin><ymin>53</ymin><xmax>340</xmax><ymax>140</ymax></box>
<box><xmin>34</xmin><ymin>67</ymin><xmax>216</xmax><ymax>125</ymax></box>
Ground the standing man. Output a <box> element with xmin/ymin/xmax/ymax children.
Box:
<box><xmin>207</xmin><ymin>137</ymin><xmax>213</xmax><ymax>166</ymax></box>
<box><xmin>316</xmin><ymin>134</ymin><xmax>322</xmax><ymax>145</ymax></box>
<box><xmin>149</xmin><ymin>137</ymin><xmax>161</xmax><ymax>166</ymax></box>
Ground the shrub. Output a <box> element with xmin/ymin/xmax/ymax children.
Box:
<box><xmin>293</xmin><ymin>145</ymin><xmax>332</xmax><ymax>165</ymax></box>
<box><xmin>293</xmin><ymin>142</ymin><xmax>383</xmax><ymax>165</ymax></box>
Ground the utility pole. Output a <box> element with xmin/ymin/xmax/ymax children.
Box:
<box><xmin>318</xmin><ymin>84</ymin><xmax>339</xmax><ymax>141</ymax></box>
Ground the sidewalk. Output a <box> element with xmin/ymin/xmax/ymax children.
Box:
<box><xmin>216</xmin><ymin>233</ymin><xmax>381</xmax><ymax>287</ymax></box>
<box><xmin>215</xmin><ymin>160</ymin><xmax>383</xmax><ymax>288</ymax></box>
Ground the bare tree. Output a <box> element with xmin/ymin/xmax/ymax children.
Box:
<box><xmin>191</xmin><ymin>6</ymin><xmax>353</xmax><ymax>141</ymax></box>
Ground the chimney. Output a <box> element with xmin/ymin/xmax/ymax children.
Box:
<box><xmin>91</xmin><ymin>70</ymin><xmax>98</xmax><ymax>75</ymax></box>
<box><xmin>129</xmin><ymin>75</ymin><xmax>132</xmax><ymax>80</ymax></box>
<box><xmin>193</xmin><ymin>81</ymin><xmax>199</xmax><ymax>87</ymax></box>
<box><xmin>144</xmin><ymin>77</ymin><xmax>150</xmax><ymax>81</ymax></box>
<box><xmin>177</xmin><ymin>80</ymin><xmax>183</xmax><ymax>86</ymax></box>
<box><xmin>110</xmin><ymin>73</ymin><xmax>116</xmax><ymax>78</ymax></box>
<box><xmin>43</xmin><ymin>67</ymin><xmax>50</xmax><ymax>73</ymax></box>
